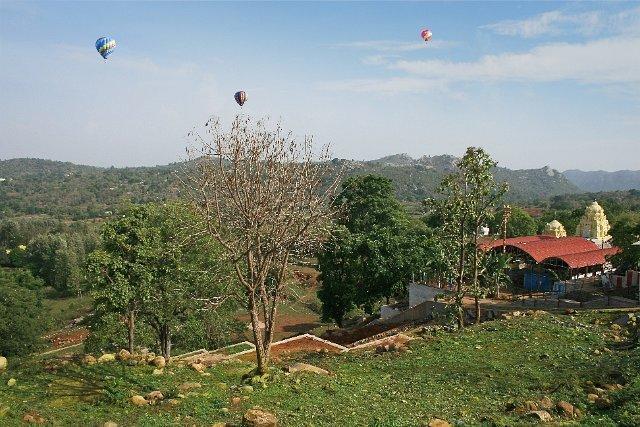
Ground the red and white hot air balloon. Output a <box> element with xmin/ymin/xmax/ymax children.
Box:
<box><xmin>420</xmin><ymin>28</ymin><xmax>432</xmax><ymax>43</ymax></box>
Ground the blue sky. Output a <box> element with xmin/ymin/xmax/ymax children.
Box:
<box><xmin>0</xmin><ymin>1</ymin><xmax>638</xmax><ymax>171</ymax></box>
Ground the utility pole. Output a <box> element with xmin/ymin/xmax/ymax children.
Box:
<box><xmin>502</xmin><ymin>204</ymin><xmax>511</xmax><ymax>253</ymax></box>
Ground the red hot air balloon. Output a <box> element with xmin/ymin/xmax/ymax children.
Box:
<box><xmin>234</xmin><ymin>91</ymin><xmax>247</xmax><ymax>107</ymax></box>
<box><xmin>420</xmin><ymin>28</ymin><xmax>432</xmax><ymax>43</ymax></box>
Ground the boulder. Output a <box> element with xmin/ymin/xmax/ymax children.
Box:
<box><xmin>557</xmin><ymin>401</ymin><xmax>575</xmax><ymax>418</ymax></box>
<box><xmin>7</xmin><ymin>378</ymin><xmax>16</xmax><ymax>386</ymax></box>
<box><xmin>152</xmin><ymin>356</ymin><xmax>166</xmax><ymax>368</ymax></box>
<box><xmin>242</xmin><ymin>407</ymin><xmax>277</xmax><ymax>427</ymax></box>
<box><xmin>97</xmin><ymin>353</ymin><xmax>116</xmax><ymax>363</ymax></box>
<box><xmin>538</xmin><ymin>396</ymin><xmax>553</xmax><ymax>410</ymax></box>
<box><xmin>610</xmin><ymin>324</ymin><xmax>622</xmax><ymax>331</ymax></box>
<box><xmin>131</xmin><ymin>395</ymin><xmax>148</xmax><ymax>406</ymax></box>
<box><xmin>22</xmin><ymin>413</ymin><xmax>46</xmax><ymax>424</ymax></box>
<box><xmin>525</xmin><ymin>410</ymin><xmax>552</xmax><ymax>422</ymax></box>
<box><xmin>82</xmin><ymin>354</ymin><xmax>97</xmax><ymax>365</ymax></box>
<box><xmin>231</xmin><ymin>396</ymin><xmax>242</xmax><ymax>405</ymax></box>
<box><xmin>146</xmin><ymin>390</ymin><xmax>164</xmax><ymax>403</ymax></box>
<box><xmin>212</xmin><ymin>423</ymin><xmax>228</xmax><ymax>427</ymax></box>
<box><xmin>241</xmin><ymin>385</ymin><xmax>254</xmax><ymax>394</ymax></box>
<box><xmin>103</xmin><ymin>422</ymin><xmax>118</xmax><ymax>427</ymax></box>
<box><xmin>595</xmin><ymin>397</ymin><xmax>612</xmax><ymax>409</ymax></box>
<box><xmin>190</xmin><ymin>362</ymin><xmax>205</xmax><ymax>373</ymax></box>
<box><xmin>152</xmin><ymin>368</ymin><xmax>164</xmax><ymax>375</ymax></box>
<box><xmin>117</xmin><ymin>349</ymin><xmax>131</xmax><ymax>361</ymax></box>
<box><xmin>587</xmin><ymin>393</ymin><xmax>599</xmax><ymax>403</ymax></box>
<box><xmin>286</xmin><ymin>363</ymin><xmax>329</xmax><ymax>376</ymax></box>
<box><xmin>0</xmin><ymin>356</ymin><xmax>7</xmax><ymax>371</ymax></box>
<box><xmin>428</xmin><ymin>418</ymin><xmax>451</xmax><ymax>427</ymax></box>
<box><xmin>515</xmin><ymin>401</ymin><xmax>539</xmax><ymax>413</ymax></box>
<box><xmin>178</xmin><ymin>382</ymin><xmax>202</xmax><ymax>393</ymax></box>
<box><xmin>145</xmin><ymin>353</ymin><xmax>156</xmax><ymax>363</ymax></box>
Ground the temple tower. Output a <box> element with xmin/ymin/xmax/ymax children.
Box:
<box><xmin>576</xmin><ymin>201</ymin><xmax>611</xmax><ymax>241</ymax></box>
<box><xmin>544</xmin><ymin>220</ymin><xmax>567</xmax><ymax>238</ymax></box>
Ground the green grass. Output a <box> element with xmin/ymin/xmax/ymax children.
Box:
<box><xmin>1</xmin><ymin>311</ymin><xmax>638</xmax><ymax>426</ymax></box>
<box><xmin>44</xmin><ymin>294</ymin><xmax>93</xmax><ymax>331</ymax></box>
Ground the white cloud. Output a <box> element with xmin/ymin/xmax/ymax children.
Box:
<box><xmin>482</xmin><ymin>6</ymin><xmax>640</xmax><ymax>38</ymax></box>
<box><xmin>390</xmin><ymin>37</ymin><xmax>640</xmax><ymax>84</ymax></box>
<box><xmin>331</xmin><ymin>39</ymin><xmax>455</xmax><ymax>52</ymax></box>
<box><xmin>321</xmin><ymin>36</ymin><xmax>640</xmax><ymax>94</ymax></box>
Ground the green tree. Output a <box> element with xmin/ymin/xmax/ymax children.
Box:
<box><xmin>318</xmin><ymin>175</ymin><xmax>432</xmax><ymax>325</ymax></box>
<box><xmin>610</xmin><ymin>212</ymin><xmax>640</xmax><ymax>270</ymax></box>
<box><xmin>87</xmin><ymin>205</ymin><xmax>156</xmax><ymax>353</ymax></box>
<box><xmin>428</xmin><ymin>147</ymin><xmax>507</xmax><ymax>327</ymax></box>
<box><xmin>491</xmin><ymin>206</ymin><xmax>537</xmax><ymax>237</ymax></box>
<box><xmin>0</xmin><ymin>270</ymin><xmax>47</xmax><ymax>356</ymax></box>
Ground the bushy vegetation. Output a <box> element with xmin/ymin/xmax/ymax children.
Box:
<box><xmin>0</xmin><ymin>269</ymin><xmax>48</xmax><ymax>356</ymax></box>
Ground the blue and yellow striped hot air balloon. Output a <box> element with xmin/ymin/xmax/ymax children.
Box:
<box><xmin>95</xmin><ymin>36</ymin><xmax>116</xmax><ymax>60</ymax></box>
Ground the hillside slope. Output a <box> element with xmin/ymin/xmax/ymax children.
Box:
<box><xmin>564</xmin><ymin>169</ymin><xmax>640</xmax><ymax>192</ymax></box>
<box><xmin>0</xmin><ymin>156</ymin><xmax>580</xmax><ymax>218</ymax></box>
<box><xmin>0</xmin><ymin>311</ymin><xmax>637</xmax><ymax>425</ymax></box>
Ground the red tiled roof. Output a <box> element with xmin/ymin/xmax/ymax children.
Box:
<box><xmin>480</xmin><ymin>236</ymin><xmax>620</xmax><ymax>269</ymax></box>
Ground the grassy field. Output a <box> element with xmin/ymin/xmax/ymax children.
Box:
<box><xmin>1</xmin><ymin>310</ymin><xmax>638</xmax><ymax>426</ymax></box>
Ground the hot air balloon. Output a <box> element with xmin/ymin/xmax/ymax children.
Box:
<box><xmin>420</xmin><ymin>28</ymin><xmax>432</xmax><ymax>43</ymax></box>
<box><xmin>234</xmin><ymin>91</ymin><xmax>247</xmax><ymax>107</ymax></box>
<box><xmin>96</xmin><ymin>36</ymin><xmax>116</xmax><ymax>60</ymax></box>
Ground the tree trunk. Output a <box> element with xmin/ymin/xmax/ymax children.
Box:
<box><xmin>456</xmin><ymin>217</ymin><xmax>466</xmax><ymax>329</ymax></box>
<box><xmin>472</xmin><ymin>232</ymin><xmax>481</xmax><ymax>324</ymax></box>
<box><xmin>159</xmin><ymin>323</ymin><xmax>171</xmax><ymax>361</ymax></box>
<box><xmin>127</xmin><ymin>311</ymin><xmax>135</xmax><ymax>354</ymax></box>
<box><xmin>248</xmin><ymin>293</ymin><xmax>268</xmax><ymax>374</ymax></box>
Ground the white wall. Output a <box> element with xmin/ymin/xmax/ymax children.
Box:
<box><xmin>409</xmin><ymin>283</ymin><xmax>449</xmax><ymax>307</ymax></box>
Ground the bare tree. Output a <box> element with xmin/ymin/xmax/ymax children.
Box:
<box><xmin>184</xmin><ymin>115</ymin><xmax>340</xmax><ymax>374</ymax></box>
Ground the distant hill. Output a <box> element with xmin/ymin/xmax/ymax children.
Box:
<box><xmin>0</xmin><ymin>156</ymin><xmax>580</xmax><ymax>219</ymax></box>
<box><xmin>563</xmin><ymin>169</ymin><xmax>640</xmax><ymax>192</ymax></box>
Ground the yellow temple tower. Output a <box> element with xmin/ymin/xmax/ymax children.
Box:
<box><xmin>576</xmin><ymin>201</ymin><xmax>611</xmax><ymax>241</ymax></box>
<box><xmin>543</xmin><ymin>220</ymin><xmax>567</xmax><ymax>238</ymax></box>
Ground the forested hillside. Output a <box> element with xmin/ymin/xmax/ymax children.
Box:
<box><xmin>564</xmin><ymin>169</ymin><xmax>640</xmax><ymax>192</ymax></box>
<box><xmin>0</xmin><ymin>156</ymin><xmax>580</xmax><ymax>219</ymax></box>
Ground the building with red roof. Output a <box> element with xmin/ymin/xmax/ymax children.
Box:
<box><xmin>480</xmin><ymin>235</ymin><xmax>620</xmax><ymax>289</ymax></box>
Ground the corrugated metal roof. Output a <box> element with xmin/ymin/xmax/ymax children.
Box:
<box><xmin>480</xmin><ymin>236</ymin><xmax>619</xmax><ymax>269</ymax></box>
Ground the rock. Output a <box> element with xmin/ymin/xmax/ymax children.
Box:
<box><xmin>587</xmin><ymin>393</ymin><xmax>598</xmax><ymax>403</ymax></box>
<box><xmin>428</xmin><ymin>418</ymin><xmax>451</xmax><ymax>427</ymax></box>
<box><xmin>242</xmin><ymin>407</ymin><xmax>277</xmax><ymax>427</ymax></box>
<box><xmin>212</xmin><ymin>423</ymin><xmax>227</xmax><ymax>427</ymax></box>
<box><xmin>610</xmin><ymin>324</ymin><xmax>622</xmax><ymax>331</ymax></box>
<box><xmin>167</xmin><ymin>399</ymin><xmax>180</xmax><ymax>406</ymax></box>
<box><xmin>564</xmin><ymin>309</ymin><xmax>577</xmax><ymax>315</ymax></box>
<box><xmin>526</xmin><ymin>410</ymin><xmax>552</xmax><ymax>422</ymax></box>
<box><xmin>241</xmin><ymin>385</ymin><xmax>254</xmax><ymax>394</ymax></box>
<box><xmin>231</xmin><ymin>396</ymin><xmax>242</xmax><ymax>405</ymax></box>
<box><xmin>152</xmin><ymin>356</ymin><xmax>166</xmax><ymax>368</ymax></box>
<box><xmin>131</xmin><ymin>395</ymin><xmax>148</xmax><ymax>406</ymax></box>
<box><xmin>538</xmin><ymin>396</ymin><xmax>553</xmax><ymax>410</ymax></box>
<box><xmin>117</xmin><ymin>349</ymin><xmax>131</xmax><ymax>361</ymax></box>
<box><xmin>145</xmin><ymin>353</ymin><xmax>156</xmax><ymax>363</ymax></box>
<box><xmin>557</xmin><ymin>401</ymin><xmax>575</xmax><ymax>418</ymax></box>
<box><xmin>82</xmin><ymin>354</ymin><xmax>97</xmax><ymax>365</ymax></box>
<box><xmin>286</xmin><ymin>363</ymin><xmax>329</xmax><ymax>376</ymax></box>
<box><xmin>516</xmin><ymin>401</ymin><xmax>539</xmax><ymax>413</ymax></box>
<box><xmin>221</xmin><ymin>407</ymin><xmax>230</xmax><ymax>413</ymax></box>
<box><xmin>22</xmin><ymin>413</ymin><xmax>46</xmax><ymax>424</ymax></box>
<box><xmin>103</xmin><ymin>422</ymin><xmax>118</xmax><ymax>427</ymax></box>
<box><xmin>595</xmin><ymin>396</ymin><xmax>612</xmax><ymax>409</ymax></box>
<box><xmin>0</xmin><ymin>356</ymin><xmax>7</xmax><ymax>371</ymax></box>
<box><xmin>178</xmin><ymin>382</ymin><xmax>202</xmax><ymax>393</ymax></box>
<box><xmin>97</xmin><ymin>353</ymin><xmax>116</xmax><ymax>363</ymax></box>
<box><xmin>146</xmin><ymin>390</ymin><xmax>164</xmax><ymax>402</ymax></box>
<box><xmin>152</xmin><ymin>368</ymin><xmax>164</xmax><ymax>375</ymax></box>
<box><xmin>190</xmin><ymin>362</ymin><xmax>205</xmax><ymax>373</ymax></box>
<box><xmin>7</xmin><ymin>378</ymin><xmax>16</xmax><ymax>386</ymax></box>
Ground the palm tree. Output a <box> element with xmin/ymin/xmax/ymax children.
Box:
<box><xmin>485</xmin><ymin>252</ymin><xmax>512</xmax><ymax>298</ymax></box>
